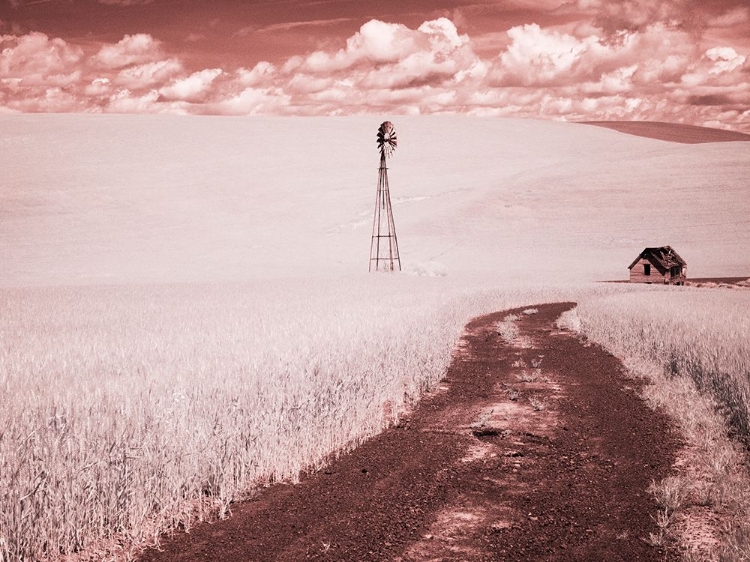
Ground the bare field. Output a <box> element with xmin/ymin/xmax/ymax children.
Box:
<box><xmin>581</xmin><ymin>121</ymin><xmax>750</xmax><ymax>144</ymax></box>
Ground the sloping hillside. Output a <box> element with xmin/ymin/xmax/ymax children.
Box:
<box><xmin>582</xmin><ymin>121</ymin><xmax>750</xmax><ymax>144</ymax></box>
<box><xmin>1</xmin><ymin>115</ymin><xmax>748</xmax><ymax>286</ymax></box>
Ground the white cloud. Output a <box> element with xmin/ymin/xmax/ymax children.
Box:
<box><xmin>287</xmin><ymin>19</ymin><xmax>420</xmax><ymax>73</ymax></box>
<box><xmin>417</xmin><ymin>18</ymin><xmax>467</xmax><ymax>50</ymax></box>
<box><xmin>681</xmin><ymin>46</ymin><xmax>748</xmax><ymax>87</ymax></box>
<box><xmin>85</xmin><ymin>77</ymin><xmax>112</xmax><ymax>96</ymax></box>
<box><xmin>113</xmin><ymin>59</ymin><xmax>183</xmax><ymax>89</ymax></box>
<box><xmin>214</xmin><ymin>87</ymin><xmax>290</xmax><ymax>115</ymax></box>
<box><xmin>160</xmin><ymin>68</ymin><xmax>222</xmax><ymax>101</ymax></box>
<box><xmin>581</xmin><ymin>64</ymin><xmax>638</xmax><ymax>95</ymax></box>
<box><xmin>0</xmin><ymin>32</ymin><xmax>82</xmax><ymax>80</ymax></box>
<box><xmin>238</xmin><ymin>62</ymin><xmax>276</xmax><ymax>86</ymax></box>
<box><xmin>285</xmin><ymin>73</ymin><xmax>332</xmax><ymax>94</ymax></box>
<box><xmin>283</xmin><ymin>17</ymin><xmax>479</xmax><ymax>103</ymax></box>
<box><xmin>105</xmin><ymin>88</ymin><xmax>182</xmax><ymax>113</ymax></box>
<box><xmin>489</xmin><ymin>21</ymin><xmax>699</xmax><ymax>92</ymax></box>
<box><xmin>705</xmin><ymin>47</ymin><xmax>746</xmax><ymax>74</ymax></box>
<box><xmin>0</xmin><ymin>17</ymin><xmax>748</xmax><ymax>132</ymax></box>
<box><xmin>94</xmin><ymin>34</ymin><xmax>164</xmax><ymax>69</ymax></box>
<box><xmin>493</xmin><ymin>24</ymin><xmax>601</xmax><ymax>86</ymax></box>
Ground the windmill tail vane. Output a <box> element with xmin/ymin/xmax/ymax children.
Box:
<box><xmin>369</xmin><ymin>121</ymin><xmax>401</xmax><ymax>272</ymax></box>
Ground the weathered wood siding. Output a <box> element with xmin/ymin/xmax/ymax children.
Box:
<box><xmin>629</xmin><ymin>258</ymin><xmax>667</xmax><ymax>284</ymax></box>
<box><xmin>669</xmin><ymin>266</ymin><xmax>687</xmax><ymax>285</ymax></box>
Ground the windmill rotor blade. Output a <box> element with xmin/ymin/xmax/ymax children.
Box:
<box><xmin>377</xmin><ymin>121</ymin><xmax>397</xmax><ymax>157</ymax></box>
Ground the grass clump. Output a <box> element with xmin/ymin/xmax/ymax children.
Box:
<box><xmin>496</xmin><ymin>314</ymin><xmax>520</xmax><ymax>343</ymax></box>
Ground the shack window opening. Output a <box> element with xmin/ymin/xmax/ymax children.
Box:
<box><xmin>644</xmin><ymin>264</ymin><xmax>651</xmax><ymax>276</ymax></box>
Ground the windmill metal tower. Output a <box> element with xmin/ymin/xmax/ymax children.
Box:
<box><xmin>369</xmin><ymin>121</ymin><xmax>401</xmax><ymax>272</ymax></box>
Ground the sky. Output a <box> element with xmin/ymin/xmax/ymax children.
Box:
<box><xmin>1</xmin><ymin>0</ymin><xmax>749</xmax><ymax>131</ymax></box>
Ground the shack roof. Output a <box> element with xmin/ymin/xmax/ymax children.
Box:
<box><xmin>628</xmin><ymin>246</ymin><xmax>687</xmax><ymax>271</ymax></box>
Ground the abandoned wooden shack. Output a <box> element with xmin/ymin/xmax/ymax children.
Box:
<box><xmin>628</xmin><ymin>246</ymin><xmax>687</xmax><ymax>285</ymax></box>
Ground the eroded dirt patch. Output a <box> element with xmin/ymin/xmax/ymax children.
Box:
<box><xmin>139</xmin><ymin>302</ymin><xmax>680</xmax><ymax>562</ymax></box>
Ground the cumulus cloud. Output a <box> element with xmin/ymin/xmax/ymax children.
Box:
<box><xmin>681</xmin><ymin>47</ymin><xmax>748</xmax><ymax>88</ymax></box>
<box><xmin>0</xmin><ymin>33</ymin><xmax>86</xmax><ymax>111</ymax></box>
<box><xmin>279</xmin><ymin>17</ymin><xmax>479</xmax><ymax>109</ymax></box>
<box><xmin>478</xmin><ymin>11</ymin><xmax>748</xmax><ymax>130</ymax></box>
<box><xmin>106</xmin><ymin>89</ymin><xmax>171</xmax><ymax>113</ymax></box>
<box><xmin>1</xmin><ymin>32</ymin><xmax>82</xmax><ymax>82</ymax></box>
<box><xmin>113</xmin><ymin>58</ymin><xmax>183</xmax><ymax>89</ymax></box>
<box><xmin>237</xmin><ymin>62</ymin><xmax>276</xmax><ymax>86</ymax></box>
<box><xmin>490</xmin><ymin>20</ymin><xmax>701</xmax><ymax>90</ymax></box>
<box><xmin>705</xmin><ymin>47</ymin><xmax>746</xmax><ymax>74</ymax></box>
<box><xmin>284</xmin><ymin>19</ymin><xmax>420</xmax><ymax>74</ymax></box>
<box><xmin>159</xmin><ymin>68</ymin><xmax>222</xmax><ymax>101</ymax></box>
<box><xmin>492</xmin><ymin>24</ymin><xmax>600</xmax><ymax>86</ymax></box>
<box><xmin>0</xmin><ymin>32</ymin><xmax>184</xmax><ymax>114</ymax></box>
<box><xmin>94</xmin><ymin>34</ymin><xmax>164</xmax><ymax>69</ymax></box>
<box><xmin>0</xmin><ymin>13</ymin><xmax>748</xmax><ymax>131</ymax></box>
<box><xmin>213</xmin><ymin>87</ymin><xmax>291</xmax><ymax>115</ymax></box>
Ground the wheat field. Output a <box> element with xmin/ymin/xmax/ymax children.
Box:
<box><xmin>0</xmin><ymin>278</ymin><xmax>583</xmax><ymax>560</ymax></box>
<box><xmin>2</xmin><ymin>277</ymin><xmax>749</xmax><ymax>560</ymax></box>
<box><xmin>0</xmin><ymin>275</ymin><xmax>750</xmax><ymax>561</ymax></box>
<box><xmin>576</xmin><ymin>288</ymin><xmax>750</xmax><ymax>441</ymax></box>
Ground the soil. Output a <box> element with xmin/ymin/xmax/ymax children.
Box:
<box><xmin>140</xmin><ymin>302</ymin><xmax>681</xmax><ymax>562</ymax></box>
<box><xmin>685</xmin><ymin>276</ymin><xmax>750</xmax><ymax>285</ymax></box>
<box><xmin>581</xmin><ymin>121</ymin><xmax>750</xmax><ymax>143</ymax></box>
<box><xmin>605</xmin><ymin>276</ymin><xmax>750</xmax><ymax>286</ymax></box>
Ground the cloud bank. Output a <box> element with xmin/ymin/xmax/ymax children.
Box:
<box><xmin>0</xmin><ymin>11</ymin><xmax>748</xmax><ymax>131</ymax></box>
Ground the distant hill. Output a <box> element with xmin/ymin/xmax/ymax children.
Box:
<box><xmin>1</xmin><ymin>114</ymin><xmax>748</xmax><ymax>285</ymax></box>
<box><xmin>581</xmin><ymin>121</ymin><xmax>750</xmax><ymax>144</ymax></box>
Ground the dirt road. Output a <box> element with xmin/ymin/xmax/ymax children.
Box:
<box><xmin>140</xmin><ymin>302</ymin><xmax>680</xmax><ymax>561</ymax></box>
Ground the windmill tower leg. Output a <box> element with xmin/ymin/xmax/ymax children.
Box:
<box><xmin>382</xmin><ymin>158</ymin><xmax>400</xmax><ymax>270</ymax></box>
<box><xmin>370</xmin><ymin>151</ymin><xmax>401</xmax><ymax>271</ymax></box>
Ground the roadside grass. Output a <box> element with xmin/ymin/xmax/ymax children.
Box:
<box><xmin>569</xmin><ymin>290</ymin><xmax>750</xmax><ymax>560</ymax></box>
<box><xmin>576</xmin><ymin>290</ymin><xmax>750</xmax><ymax>445</ymax></box>
<box><xmin>495</xmin><ymin>314</ymin><xmax>520</xmax><ymax>343</ymax></box>
<box><xmin>638</xmin><ymin>357</ymin><xmax>750</xmax><ymax>560</ymax></box>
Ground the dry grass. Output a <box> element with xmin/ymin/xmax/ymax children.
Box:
<box><xmin>528</xmin><ymin>396</ymin><xmax>546</xmax><ymax>411</ymax></box>
<box><xmin>571</xmin><ymin>290</ymin><xmax>750</xmax><ymax>560</ymax></box>
<box><xmin>2</xmin><ymin>280</ymin><xmax>747</xmax><ymax>561</ymax></box>
<box><xmin>496</xmin><ymin>314</ymin><xmax>521</xmax><ymax>343</ymax></box>
<box><xmin>576</xmin><ymin>289</ymin><xmax>750</xmax><ymax>444</ymax></box>
<box><xmin>1</xmin><ymin>279</ymin><xmax>624</xmax><ymax>562</ymax></box>
<box><xmin>516</xmin><ymin>369</ymin><xmax>548</xmax><ymax>383</ymax></box>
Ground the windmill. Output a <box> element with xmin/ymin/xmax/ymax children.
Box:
<box><xmin>369</xmin><ymin>121</ymin><xmax>401</xmax><ymax>272</ymax></box>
